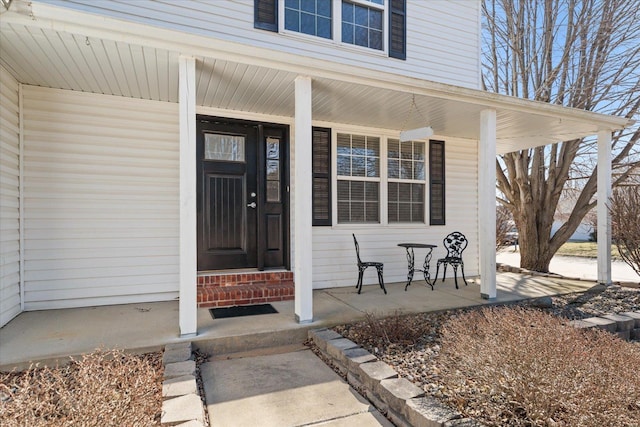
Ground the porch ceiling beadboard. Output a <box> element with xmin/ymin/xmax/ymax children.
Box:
<box><xmin>21</xmin><ymin>86</ymin><xmax>180</xmax><ymax>310</ymax></box>
<box><xmin>0</xmin><ymin>4</ymin><xmax>632</xmax><ymax>157</ymax></box>
<box><xmin>0</xmin><ymin>66</ymin><xmax>22</xmax><ymax>327</ymax></box>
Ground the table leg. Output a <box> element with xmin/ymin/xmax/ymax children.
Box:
<box><xmin>404</xmin><ymin>246</ymin><xmax>415</xmax><ymax>291</ymax></box>
<box><xmin>422</xmin><ymin>248</ymin><xmax>434</xmax><ymax>290</ymax></box>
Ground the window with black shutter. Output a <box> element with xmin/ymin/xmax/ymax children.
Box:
<box><xmin>389</xmin><ymin>0</ymin><xmax>406</xmax><ymax>60</ymax></box>
<box><xmin>312</xmin><ymin>127</ymin><xmax>332</xmax><ymax>226</ymax></box>
<box><xmin>255</xmin><ymin>0</ymin><xmax>406</xmax><ymax>59</ymax></box>
<box><xmin>429</xmin><ymin>140</ymin><xmax>445</xmax><ymax>225</ymax></box>
<box><xmin>254</xmin><ymin>0</ymin><xmax>278</xmax><ymax>32</ymax></box>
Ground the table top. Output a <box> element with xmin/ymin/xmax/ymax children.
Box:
<box><xmin>397</xmin><ymin>243</ymin><xmax>436</xmax><ymax>249</ymax></box>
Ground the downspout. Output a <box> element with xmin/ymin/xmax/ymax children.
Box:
<box><xmin>18</xmin><ymin>83</ymin><xmax>25</xmax><ymax>311</ymax></box>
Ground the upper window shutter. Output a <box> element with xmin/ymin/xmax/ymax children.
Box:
<box><xmin>429</xmin><ymin>140</ymin><xmax>445</xmax><ymax>225</ymax></box>
<box><xmin>389</xmin><ymin>0</ymin><xmax>406</xmax><ymax>60</ymax></box>
<box><xmin>312</xmin><ymin>127</ymin><xmax>332</xmax><ymax>226</ymax></box>
<box><xmin>255</xmin><ymin>0</ymin><xmax>278</xmax><ymax>32</ymax></box>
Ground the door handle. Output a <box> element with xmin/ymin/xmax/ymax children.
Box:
<box><xmin>247</xmin><ymin>202</ymin><xmax>257</xmax><ymax>209</ymax></box>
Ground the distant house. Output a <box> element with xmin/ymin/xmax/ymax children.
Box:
<box><xmin>0</xmin><ymin>0</ymin><xmax>630</xmax><ymax>333</ymax></box>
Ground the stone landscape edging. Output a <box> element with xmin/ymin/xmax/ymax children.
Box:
<box><xmin>160</xmin><ymin>342</ymin><xmax>207</xmax><ymax>427</ymax></box>
<box><xmin>308</xmin><ymin>328</ymin><xmax>484</xmax><ymax>427</ymax></box>
<box><xmin>309</xmin><ymin>307</ymin><xmax>640</xmax><ymax>427</ymax></box>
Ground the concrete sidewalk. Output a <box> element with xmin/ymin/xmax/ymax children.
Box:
<box><xmin>0</xmin><ymin>272</ymin><xmax>596</xmax><ymax>370</ymax></box>
<box><xmin>201</xmin><ymin>347</ymin><xmax>393</xmax><ymax>426</ymax></box>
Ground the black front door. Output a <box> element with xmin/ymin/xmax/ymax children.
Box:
<box><xmin>197</xmin><ymin>116</ymin><xmax>289</xmax><ymax>271</ymax></box>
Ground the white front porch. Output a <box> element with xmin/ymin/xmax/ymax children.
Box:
<box><xmin>0</xmin><ymin>2</ymin><xmax>630</xmax><ymax>335</ymax></box>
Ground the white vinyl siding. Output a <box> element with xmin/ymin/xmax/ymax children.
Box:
<box><xmin>22</xmin><ymin>86</ymin><xmax>179</xmax><ymax>310</ymax></box>
<box><xmin>38</xmin><ymin>0</ymin><xmax>480</xmax><ymax>89</ymax></box>
<box><xmin>313</xmin><ymin>137</ymin><xmax>478</xmax><ymax>289</ymax></box>
<box><xmin>0</xmin><ymin>66</ymin><xmax>22</xmax><ymax>326</ymax></box>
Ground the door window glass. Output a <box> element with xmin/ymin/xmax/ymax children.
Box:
<box><xmin>266</xmin><ymin>137</ymin><xmax>281</xmax><ymax>202</ymax></box>
<box><xmin>205</xmin><ymin>134</ymin><xmax>245</xmax><ymax>161</ymax></box>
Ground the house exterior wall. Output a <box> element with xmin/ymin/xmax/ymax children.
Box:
<box><xmin>312</xmin><ymin>135</ymin><xmax>478</xmax><ymax>289</ymax></box>
<box><xmin>21</xmin><ymin>86</ymin><xmax>180</xmax><ymax>310</ymax></box>
<box><xmin>37</xmin><ymin>0</ymin><xmax>481</xmax><ymax>89</ymax></box>
<box><xmin>0</xmin><ymin>66</ymin><xmax>22</xmax><ymax>326</ymax></box>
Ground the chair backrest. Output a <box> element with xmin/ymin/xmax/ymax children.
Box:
<box><xmin>352</xmin><ymin>234</ymin><xmax>362</xmax><ymax>264</ymax></box>
<box><xmin>443</xmin><ymin>231</ymin><xmax>468</xmax><ymax>259</ymax></box>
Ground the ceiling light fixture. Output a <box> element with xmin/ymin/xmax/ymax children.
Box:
<box><xmin>399</xmin><ymin>94</ymin><xmax>433</xmax><ymax>142</ymax></box>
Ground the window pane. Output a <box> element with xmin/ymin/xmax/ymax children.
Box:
<box><xmin>267</xmin><ymin>138</ymin><xmax>279</xmax><ymax>159</ymax></box>
<box><xmin>352</xmin><ymin>157</ymin><xmax>365</xmax><ymax>177</ymax></box>
<box><xmin>317</xmin><ymin>17</ymin><xmax>331</xmax><ymax>38</ymax></box>
<box><xmin>366</xmin><ymin>202</ymin><xmax>379</xmax><ymax>222</ymax></box>
<box><xmin>342</xmin><ymin>22</ymin><xmax>354</xmax><ymax>43</ymax></box>
<box><xmin>388</xmin><ymin>181</ymin><xmax>398</xmax><ymax>201</ymax></box>
<box><xmin>355</xmin><ymin>5</ymin><xmax>368</xmax><ymax>25</ymax></box>
<box><xmin>388</xmin><ymin>159</ymin><xmax>399</xmax><ymax>179</ymax></box>
<box><xmin>301</xmin><ymin>12</ymin><xmax>315</xmax><ymax>35</ymax></box>
<box><xmin>337</xmin><ymin>155</ymin><xmax>351</xmax><ymax>175</ymax></box>
<box><xmin>355</xmin><ymin>26</ymin><xmax>368</xmax><ymax>47</ymax></box>
<box><xmin>342</xmin><ymin>3</ymin><xmax>353</xmax><ymax>23</ymax></box>
<box><xmin>401</xmin><ymin>160</ymin><xmax>412</xmax><ymax>179</ymax></box>
<box><xmin>301</xmin><ymin>0</ymin><xmax>315</xmax><ymax>13</ymax></box>
<box><xmin>414</xmin><ymin>142</ymin><xmax>425</xmax><ymax>160</ymax></box>
<box><xmin>415</xmin><ymin>162</ymin><xmax>425</xmax><ymax>180</ymax></box>
<box><xmin>317</xmin><ymin>0</ymin><xmax>331</xmax><ymax>16</ymax></box>
<box><xmin>388</xmin><ymin>138</ymin><xmax>400</xmax><ymax>159</ymax></box>
<box><xmin>412</xmin><ymin>183</ymin><xmax>424</xmax><ymax>202</ymax></box>
<box><xmin>352</xmin><ymin>134</ymin><xmax>366</xmax><ymax>155</ymax></box>
<box><xmin>370</xmin><ymin>9</ymin><xmax>382</xmax><ymax>29</ymax></box>
<box><xmin>401</xmin><ymin>141</ymin><xmax>412</xmax><ymax>159</ymax></box>
<box><xmin>267</xmin><ymin>181</ymin><xmax>280</xmax><ymax>202</ymax></box>
<box><xmin>205</xmin><ymin>134</ymin><xmax>245</xmax><ymax>161</ymax></box>
<box><xmin>366</xmin><ymin>157</ymin><xmax>379</xmax><ymax>177</ymax></box>
<box><xmin>369</xmin><ymin>29</ymin><xmax>382</xmax><ymax>50</ymax></box>
<box><xmin>285</xmin><ymin>8</ymin><xmax>300</xmax><ymax>31</ymax></box>
<box><xmin>267</xmin><ymin>160</ymin><xmax>279</xmax><ymax>180</ymax></box>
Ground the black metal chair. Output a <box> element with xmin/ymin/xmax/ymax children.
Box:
<box><xmin>352</xmin><ymin>234</ymin><xmax>386</xmax><ymax>294</ymax></box>
<box><xmin>434</xmin><ymin>231</ymin><xmax>468</xmax><ymax>289</ymax></box>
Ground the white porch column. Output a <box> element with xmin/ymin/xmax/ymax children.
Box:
<box><xmin>597</xmin><ymin>129</ymin><xmax>612</xmax><ymax>285</ymax></box>
<box><xmin>179</xmin><ymin>56</ymin><xmax>197</xmax><ymax>337</ymax></box>
<box><xmin>479</xmin><ymin>109</ymin><xmax>497</xmax><ymax>299</ymax></box>
<box><xmin>294</xmin><ymin>76</ymin><xmax>313</xmax><ymax>323</ymax></box>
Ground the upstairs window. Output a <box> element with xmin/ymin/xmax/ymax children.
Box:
<box><xmin>341</xmin><ymin>1</ymin><xmax>384</xmax><ymax>51</ymax></box>
<box><xmin>255</xmin><ymin>0</ymin><xmax>405</xmax><ymax>59</ymax></box>
<box><xmin>284</xmin><ymin>0</ymin><xmax>332</xmax><ymax>39</ymax></box>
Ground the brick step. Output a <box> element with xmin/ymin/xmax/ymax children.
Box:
<box><xmin>198</xmin><ymin>282</ymin><xmax>295</xmax><ymax>308</ymax></box>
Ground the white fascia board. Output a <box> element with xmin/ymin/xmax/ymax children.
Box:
<box><xmin>12</xmin><ymin>1</ymin><xmax>633</xmax><ymax>132</ymax></box>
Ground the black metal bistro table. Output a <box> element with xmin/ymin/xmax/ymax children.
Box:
<box><xmin>398</xmin><ymin>243</ymin><xmax>437</xmax><ymax>291</ymax></box>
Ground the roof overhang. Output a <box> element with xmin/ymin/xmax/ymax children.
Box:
<box><xmin>0</xmin><ymin>1</ymin><xmax>633</xmax><ymax>154</ymax></box>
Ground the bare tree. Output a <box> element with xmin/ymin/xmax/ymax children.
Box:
<box><xmin>609</xmin><ymin>185</ymin><xmax>640</xmax><ymax>277</ymax></box>
<box><xmin>484</xmin><ymin>0</ymin><xmax>640</xmax><ymax>272</ymax></box>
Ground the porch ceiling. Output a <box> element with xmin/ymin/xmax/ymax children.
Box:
<box><xmin>1</xmin><ymin>11</ymin><xmax>632</xmax><ymax>155</ymax></box>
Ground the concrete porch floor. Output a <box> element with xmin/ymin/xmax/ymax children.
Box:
<box><xmin>0</xmin><ymin>272</ymin><xmax>597</xmax><ymax>371</ymax></box>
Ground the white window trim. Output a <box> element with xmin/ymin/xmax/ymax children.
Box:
<box><xmin>331</xmin><ymin>128</ymin><xmax>430</xmax><ymax>227</ymax></box>
<box><xmin>278</xmin><ymin>0</ymin><xmax>389</xmax><ymax>55</ymax></box>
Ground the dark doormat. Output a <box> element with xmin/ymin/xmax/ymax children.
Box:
<box><xmin>209</xmin><ymin>304</ymin><xmax>278</xmax><ymax>319</ymax></box>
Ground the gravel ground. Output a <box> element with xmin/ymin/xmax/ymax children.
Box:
<box><xmin>333</xmin><ymin>284</ymin><xmax>640</xmax><ymax>414</ymax></box>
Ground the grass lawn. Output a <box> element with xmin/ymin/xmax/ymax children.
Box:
<box><xmin>556</xmin><ymin>241</ymin><xmax>621</xmax><ymax>258</ymax></box>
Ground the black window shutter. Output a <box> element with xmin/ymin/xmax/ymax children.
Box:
<box><xmin>389</xmin><ymin>0</ymin><xmax>406</xmax><ymax>60</ymax></box>
<box><xmin>255</xmin><ymin>0</ymin><xmax>278</xmax><ymax>32</ymax></box>
<box><xmin>312</xmin><ymin>127</ymin><xmax>332</xmax><ymax>226</ymax></box>
<box><xmin>429</xmin><ymin>140</ymin><xmax>445</xmax><ymax>225</ymax></box>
